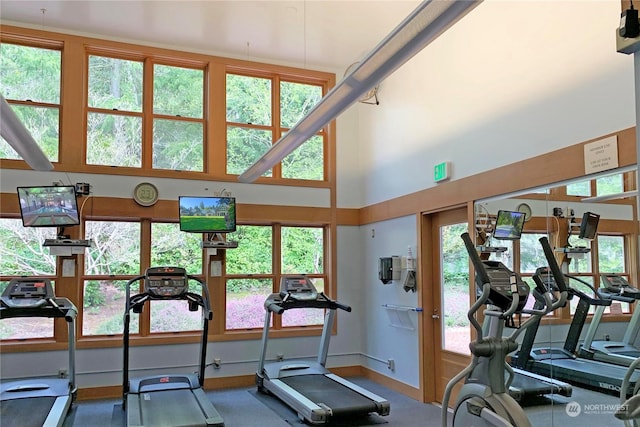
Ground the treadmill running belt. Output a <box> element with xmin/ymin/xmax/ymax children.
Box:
<box><xmin>0</xmin><ymin>396</ymin><xmax>56</xmax><ymax>427</ymax></box>
<box><xmin>280</xmin><ymin>375</ymin><xmax>378</xmax><ymax>417</ymax></box>
<box><xmin>133</xmin><ymin>388</ymin><xmax>209</xmax><ymax>426</ymax></box>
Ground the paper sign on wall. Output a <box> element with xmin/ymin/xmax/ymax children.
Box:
<box><xmin>584</xmin><ymin>135</ymin><xmax>618</xmax><ymax>174</ymax></box>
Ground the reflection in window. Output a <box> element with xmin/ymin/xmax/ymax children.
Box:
<box><xmin>566</xmin><ymin>180</ymin><xmax>591</xmax><ymax>197</ymax></box>
<box><xmin>596</xmin><ymin>173</ymin><xmax>624</xmax><ymax>196</ymax></box>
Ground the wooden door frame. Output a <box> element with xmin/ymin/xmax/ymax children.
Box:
<box><xmin>419</xmin><ymin>203</ymin><xmax>475</xmax><ymax>404</ymax></box>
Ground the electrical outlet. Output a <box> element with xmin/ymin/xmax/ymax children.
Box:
<box><xmin>213</xmin><ymin>358</ymin><xmax>221</xmax><ymax>369</ymax></box>
<box><xmin>58</xmin><ymin>369</ymin><xmax>67</xmax><ymax>378</ymax></box>
<box><xmin>387</xmin><ymin>359</ymin><xmax>395</xmax><ymax>371</ymax></box>
<box><xmin>277</xmin><ymin>353</ymin><xmax>284</xmax><ymax>362</ymax></box>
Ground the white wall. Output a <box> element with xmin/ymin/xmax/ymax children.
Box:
<box><xmin>357</xmin><ymin>0</ymin><xmax>635</xmax><ymax>206</ymax></box>
<box><xmin>360</xmin><ymin>216</ymin><xmax>420</xmax><ymax>388</ymax></box>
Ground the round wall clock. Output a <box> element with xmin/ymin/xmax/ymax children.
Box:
<box><xmin>133</xmin><ymin>182</ymin><xmax>159</xmax><ymax>207</ymax></box>
<box><xmin>517</xmin><ymin>203</ymin><xmax>533</xmax><ymax>222</ymax></box>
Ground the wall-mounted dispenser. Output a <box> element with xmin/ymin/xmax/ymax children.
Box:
<box><xmin>379</xmin><ymin>256</ymin><xmax>401</xmax><ymax>284</ymax></box>
<box><xmin>379</xmin><ymin>257</ymin><xmax>393</xmax><ymax>284</ymax></box>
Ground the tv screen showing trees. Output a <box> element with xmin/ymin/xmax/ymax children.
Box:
<box><xmin>492</xmin><ymin>210</ymin><xmax>525</xmax><ymax>240</ymax></box>
<box><xmin>17</xmin><ymin>185</ymin><xmax>80</xmax><ymax>227</ymax></box>
<box><xmin>179</xmin><ymin>196</ymin><xmax>236</xmax><ymax>233</ymax></box>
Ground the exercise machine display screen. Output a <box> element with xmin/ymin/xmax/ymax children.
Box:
<box><xmin>480</xmin><ymin>260</ymin><xmax>530</xmax><ymax>312</ymax></box>
<box><xmin>144</xmin><ymin>267</ymin><xmax>188</xmax><ymax>298</ymax></box>
<box><xmin>280</xmin><ymin>276</ymin><xmax>318</xmax><ymax>301</ymax></box>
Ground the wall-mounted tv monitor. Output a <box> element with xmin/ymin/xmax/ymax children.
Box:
<box><xmin>578</xmin><ymin>211</ymin><xmax>600</xmax><ymax>240</ymax></box>
<box><xmin>492</xmin><ymin>210</ymin><xmax>525</xmax><ymax>240</ymax></box>
<box><xmin>179</xmin><ymin>196</ymin><xmax>236</xmax><ymax>233</ymax></box>
<box><xmin>17</xmin><ymin>186</ymin><xmax>80</xmax><ymax>227</ymax></box>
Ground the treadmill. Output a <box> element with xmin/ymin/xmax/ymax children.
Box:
<box><xmin>512</xmin><ymin>266</ymin><xmax>640</xmax><ymax>397</ymax></box>
<box><xmin>0</xmin><ymin>277</ymin><xmax>77</xmax><ymax>427</ymax></box>
<box><xmin>578</xmin><ymin>274</ymin><xmax>640</xmax><ymax>366</ymax></box>
<box><xmin>122</xmin><ymin>267</ymin><xmax>224</xmax><ymax>427</ymax></box>
<box><xmin>504</xmin><ymin>272</ymin><xmax>572</xmax><ymax>402</ymax></box>
<box><xmin>256</xmin><ymin>276</ymin><xmax>390</xmax><ymax>424</ymax></box>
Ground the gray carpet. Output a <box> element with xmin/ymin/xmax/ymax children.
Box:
<box><xmin>56</xmin><ymin>377</ymin><xmax>629</xmax><ymax>426</ymax></box>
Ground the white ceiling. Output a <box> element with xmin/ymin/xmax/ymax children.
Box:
<box><xmin>0</xmin><ymin>0</ymin><xmax>423</xmax><ymax>72</ymax></box>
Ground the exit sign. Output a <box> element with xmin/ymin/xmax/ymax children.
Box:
<box><xmin>434</xmin><ymin>162</ymin><xmax>450</xmax><ymax>183</ymax></box>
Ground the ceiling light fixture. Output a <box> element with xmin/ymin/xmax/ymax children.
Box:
<box><xmin>238</xmin><ymin>0</ymin><xmax>482</xmax><ymax>183</ymax></box>
<box><xmin>0</xmin><ymin>94</ymin><xmax>54</xmax><ymax>171</ymax></box>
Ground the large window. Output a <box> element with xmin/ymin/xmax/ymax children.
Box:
<box><xmin>83</xmin><ymin>220</ymin><xmax>141</xmax><ymax>336</ymax></box>
<box><xmin>0</xmin><ymin>43</ymin><xmax>61</xmax><ymax>162</ymax></box>
<box><xmin>226</xmin><ymin>73</ymin><xmax>325</xmax><ymax>180</ymax></box>
<box><xmin>225</xmin><ymin>225</ymin><xmax>327</xmax><ymax>330</ymax></box>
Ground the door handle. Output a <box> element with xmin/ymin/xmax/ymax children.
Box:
<box><xmin>432</xmin><ymin>314</ymin><xmax>440</xmax><ymax>319</ymax></box>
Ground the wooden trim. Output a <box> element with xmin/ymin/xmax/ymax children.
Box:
<box><xmin>360</xmin><ymin>127</ymin><xmax>637</xmax><ymax>225</ymax></box>
<box><xmin>359</xmin><ymin>366</ymin><xmax>422</xmax><ymax>401</ymax></box>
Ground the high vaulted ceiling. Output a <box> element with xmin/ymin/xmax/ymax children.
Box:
<box><xmin>0</xmin><ymin>0</ymin><xmax>423</xmax><ymax>72</ymax></box>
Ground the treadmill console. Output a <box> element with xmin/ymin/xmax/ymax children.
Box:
<box><xmin>144</xmin><ymin>267</ymin><xmax>188</xmax><ymax>298</ymax></box>
<box><xmin>1</xmin><ymin>277</ymin><xmax>54</xmax><ymax>308</ymax></box>
<box><xmin>480</xmin><ymin>260</ymin><xmax>530</xmax><ymax>312</ymax></box>
<box><xmin>280</xmin><ymin>276</ymin><xmax>318</xmax><ymax>301</ymax></box>
<box><xmin>600</xmin><ymin>274</ymin><xmax>640</xmax><ymax>299</ymax></box>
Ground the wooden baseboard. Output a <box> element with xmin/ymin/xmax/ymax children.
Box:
<box><xmin>75</xmin><ymin>365</ymin><xmax>421</xmax><ymax>402</ymax></box>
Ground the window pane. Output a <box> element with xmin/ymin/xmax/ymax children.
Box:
<box><xmin>150</xmin><ymin>300</ymin><xmax>202</xmax><ymax>333</ymax></box>
<box><xmin>280</xmin><ymin>81</ymin><xmax>322</xmax><ymax>128</ymax></box>
<box><xmin>85</xmin><ymin>221</ymin><xmax>141</xmax><ymax>275</ymax></box>
<box><xmin>0</xmin><ymin>104</ymin><xmax>59</xmax><ymax>162</ymax></box>
<box><xmin>226</xmin><ymin>278</ymin><xmax>273</xmax><ymax>330</ymax></box>
<box><xmin>226</xmin><ymin>74</ymin><xmax>271</xmax><ymax>125</ymax></box>
<box><xmin>598</xmin><ymin>235</ymin><xmax>625</xmax><ymax>272</ymax></box>
<box><xmin>281</xmin><ymin>227</ymin><xmax>324</xmax><ymax>274</ymax></box>
<box><xmin>83</xmin><ymin>279</ymin><xmax>138</xmax><ymax>335</ymax></box>
<box><xmin>226</xmin><ymin>226</ymin><xmax>272</xmax><ymax>275</ymax></box>
<box><xmin>566</xmin><ymin>180</ymin><xmax>590</xmax><ymax>197</ymax></box>
<box><xmin>519</xmin><ymin>233</ymin><xmax>548</xmax><ymax>273</ymax></box>
<box><xmin>151</xmin><ymin>223</ymin><xmax>203</xmax><ymax>274</ymax></box>
<box><xmin>88</xmin><ymin>56</ymin><xmax>143</xmax><ymax>111</ymax></box>
<box><xmin>152</xmin><ymin>119</ymin><xmax>203</xmax><ymax>171</ymax></box>
<box><xmin>86</xmin><ymin>112</ymin><xmax>142</xmax><ymax>167</ymax></box>
<box><xmin>0</xmin><ymin>43</ymin><xmax>61</xmax><ymax>103</ymax></box>
<box><xmin>154</xmin><ymin>64</ymin><xmax>203</xmax><ymax>118</ymax></box>
<box><xmin>226</xmin><ymin>126</ymin><xmax>273</xmax><ymax>176</ymax></box>
<box><xmin>281</xmin><ymin>134</ymin><xmax>323</xmax><ymax>180</ymax></box>
<box><xmin>0</xmin><ymin>280</ymin><xmax>55</xmax><ymax>339</ymax></box>
<box><xmin>0</xmin><ymin>219</ymin><xmax>57</xmax><ymax>275</ymax></box>
<box><xmin>282</xmin><ymin>278</ymin><xmax>325</xmax><ymax>327</ymax></box>
<box><xmin>596</xmin><ymin>174</ymin><xmax>624</xmax><ymax>196</ymax></box>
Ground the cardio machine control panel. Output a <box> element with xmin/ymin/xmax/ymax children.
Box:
<box><xmin>280</xmin><ymin>276</ymin><xmax>318</xmax><ymax>301</ymax></box>
<box><xmin>1</xmin><ymin>278</ymin><xmax>54</xmax><ymax>308</ymax></box>
<box><xmin>600</xmin><ymin>274</ymin><xmax>640</xmax><ymax>299</ymax></box>
<box><xmin>481</xmin><ymin>260</ymin><xmax>530</xmax><ymax>312</ymax></box>
<box><xmin>144</xmin><ymin>267</ymin><xmax>188</xmax><ymax>298</ymax></box>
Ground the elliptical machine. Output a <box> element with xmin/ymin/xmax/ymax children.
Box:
<box><xmin>441</xmin><ymin>234</ymin><xmax>567</xmax><ymax>427</ymax></box>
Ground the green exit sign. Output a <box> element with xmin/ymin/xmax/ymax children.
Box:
<box><xmin>434</xmin><ymin>162</ymin><xmax>450</xmax><ymax>183</ymax></box>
